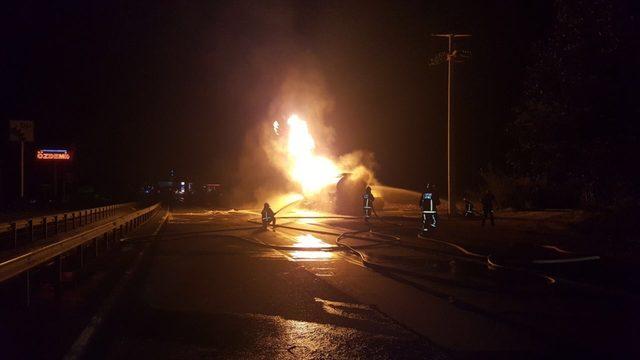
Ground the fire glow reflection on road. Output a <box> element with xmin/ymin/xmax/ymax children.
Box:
<box><xmin>290</xmin><ymin>234</ymin><xmax>334</xmax><ymax>260</ymax></box>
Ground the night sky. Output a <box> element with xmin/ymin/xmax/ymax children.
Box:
<box><xmin>3</xmin><ymin>1</ymin><xmax>553</xmax><ymax>201</ymax></box>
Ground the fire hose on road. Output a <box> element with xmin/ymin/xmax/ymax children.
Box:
<box><xmin>140</xmin><ymin>202</ymin><xmax>604</xmax><ymax>293</ymax></box>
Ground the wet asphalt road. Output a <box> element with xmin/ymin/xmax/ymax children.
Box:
<box><xmin>85</xmin><ymin>209</ymin><xmax>446</xmax><ymax>359</ymax></box>
<box><xmin>80</xmin><ymin>207</ymin><xmax>639</xmax><ymax>359</ymax></box>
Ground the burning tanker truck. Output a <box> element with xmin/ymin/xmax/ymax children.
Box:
<box><xmin>334</xmin><ymin>173</ymin><xmax>384</xmax><ymax>216</ymax></box>
<box><xmin>269</xmin><ymin>113</ymin><xmax>384</xmax><ymax>216</ymax></box>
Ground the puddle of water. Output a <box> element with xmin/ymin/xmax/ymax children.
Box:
<box><xmin>290</xmin><ymin>234</ymin><xmax>334</xmax><ymax>260</ymax></box>
<box><xmin>228</xmin><ymin>312</ymin><xmax>438</xmax><ymax>358</ymax></box>
<box><xmin>314</xmin><ymin>298</ymin><xmax>392</xmax><ymax>324</ymax></box>
<box><xmin>307</xmin><ymin>267</ymin><xmax>335</xmax><ymax>277</ymax></box>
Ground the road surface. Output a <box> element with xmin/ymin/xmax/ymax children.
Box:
<box><xmin>2</xmin><ymin>206</ymin><xmax>638</xmax><ymax>359</ymax></box>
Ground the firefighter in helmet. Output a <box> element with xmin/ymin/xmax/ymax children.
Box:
<box><xmin>419</xmin><ymin>184</ymin><xmax>439</xmax><ymax>232</ymax></box>
<box><xmin>481</xmin><ymin>190</ymin><xmax>496</xmax><ymax>227</ymax></box>
<box><xmin>363</xmin><ymin>186</ymin><xmax>375</xmax><ymax>221</ymax></box>
<box><xmin>462</xmin><ymin>192</ymin><xmax>475</xmax><ymax>217</ymax></box>
<box><xmin>261</xmin><ymin>202</ymin><xmax>276</xmax><ymax>228</ymax></box>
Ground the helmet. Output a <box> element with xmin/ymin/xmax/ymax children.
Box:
<box><xmin>366</xmin><ymin>186</ymin><xmax>372</xmax><ymax>192</ymax></box>
<box><xmin>264</xmin><ymin>202</ymin><xmax>270</xmax><ymax>208</ymax></box>
<box><xmin>425</xmin><ymin>183</ymin><xmax>432</xmax><ymax>191</ymax></box>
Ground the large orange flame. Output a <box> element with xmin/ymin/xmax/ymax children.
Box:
<box><xmin>275</xmin><ymin>114</ymin><xmax>341</xmax><ymax>195</ymax></box>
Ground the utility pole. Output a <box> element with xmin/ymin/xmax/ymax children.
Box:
<box><xmin>10</xmin><ymin>121</ymin><xmax>34</xmax><ymax>200</ymax></box>
<box><xmin>20</xmin><ymin>140</ymin><xmax>24</xmax><ymax>198</ymax></box>
<box><xmin>431</xmin><ymin>33</ymin><xmax>471</xmax><ymax>217</ymax></box>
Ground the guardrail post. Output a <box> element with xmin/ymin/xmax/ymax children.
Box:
<box><xmin>55</xmin><ymin>255</ymin><xmax>63</xmax><ymax>297</ymax></box>
<box><xmin>28</xmin><ymin>219</ymin><xmax>34</xmax><ymax>242</ymax></box>
<box><xmin>43</xmin><ymin>217</ymin><xmax>48</xmax><ymax>240</ymax></box>
<box><xmin>10</xmin><ymin>222</ymin><xmax>18</xmax><ymax>248</ymax></box>
<box><xmin>79</xmin><ymin>245</ymin><xmax>85</xmax><ymax>268</ymax></box>
<box><xmin>24</xmin><ymin>271</ymin><xmax>31</xmax><ymax>307</ymax></box>
<box><xmin>54</xmin><ymin>215</ymin><xmax>58</xmax><ymax>235</ymax></box>
<box><xmin>63</xmin><ymin>214</ymin><xmax>68</xmax><ymax>232</ymax></box>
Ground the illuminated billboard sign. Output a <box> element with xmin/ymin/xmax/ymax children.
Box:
<box><xmin>36</xmin><ymin>149</ymin><xmax>71</xmax><ymax>160</ymax></box>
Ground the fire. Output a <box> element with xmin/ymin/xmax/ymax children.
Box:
<box><xmin>275</xmin><ymin>114</ymin><xmax>341</xmax><ymax>195</ymax></box>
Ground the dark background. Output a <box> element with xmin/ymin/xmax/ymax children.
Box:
<box><xmin>1</xmin><ymin>1</ymin><xmax>636</xmax><ymax>207</ymax></box>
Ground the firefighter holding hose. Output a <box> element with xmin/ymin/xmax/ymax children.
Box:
<box><xmin>420</xmin><ymin>184</ymin><xmax>439</xmax><ymax>232</ymax></box>
<box><xmin>363</xmin><ymin>186</ymin><xmax>375</xmax><ymax>221</ymax></box>
<box><xmin>261</xmin><ymin>202</ymin><xmax>276</xmax><ymax>228</ymax></box>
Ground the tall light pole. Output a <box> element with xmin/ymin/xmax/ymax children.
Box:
<box><xmin>431</xmin><ymin>33</ymin><xmax>471</xmax><ymax>217</ymax></box>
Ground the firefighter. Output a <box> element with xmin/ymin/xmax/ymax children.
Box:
<box><xmin>463</xmin><ymin>192</ymin><xmax>475</xmax><ymax>217</ymax></box>
<box><xmin>363</xmin><ymin>186</ymin><xmax>375</xmax><ymax>220</ymax></box>
<box><xmin>481</xmin><ymin>190</ymin><xmax>496</xmax><ymax>227</ymax></box>
<box><xmin>420</xmin><ymin>184</ymin><xmax>439</xmax><ymax>231</ymax></box>
<box><xmin>261</xmin><ymin>202</ymin><xmax>276</xmax><ymax>228</ymax></box>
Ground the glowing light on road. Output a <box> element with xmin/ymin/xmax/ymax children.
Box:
<box><xmin>290</xmin><ymin>234</ymin><xmax>333</xmax><ymax>260</ymax></box>
<box><xmin>276</xmin><ymin>114</ymin><xmax>341</xmax><ymax>195</ymax></box>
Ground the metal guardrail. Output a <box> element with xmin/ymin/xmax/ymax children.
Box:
<box><xmin>0</xmin><ymin>203</ymin><xmax>161</xmax><ymax>304</ymax></box>
<box><xmin>0</xmin><ymin>202</ymin><xmax>136</xmax><ymax>250</ymax></box>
